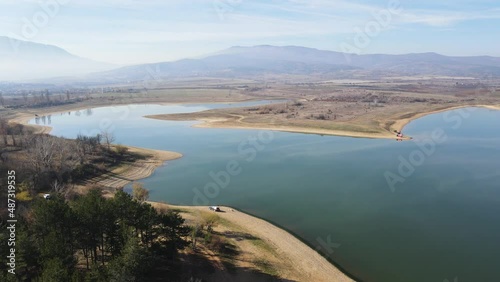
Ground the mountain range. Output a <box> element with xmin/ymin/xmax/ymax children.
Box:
<box><xmin>0</xmin><ymin>36</ymin><xmax>112</xmax><ymax>81</ymax></box>
<box><xmin>2</xmin><ymin>37</ymin><xmax>500</xmax><ymax>83</ymax></box>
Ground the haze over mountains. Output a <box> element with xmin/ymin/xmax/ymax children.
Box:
<box><xmin>0</xmin><ymin>36</ymin><xmax>112</xmax><ymax>81</ymax></box>
<box><xmin>99</xmin><ymin>45</ymin><xmax>500</xmax><ymax>82</ymax></box>
<box><xmin>2</xmin><ymin>37</ymin><xmax>500</xmax><ymax>83</ymax></box>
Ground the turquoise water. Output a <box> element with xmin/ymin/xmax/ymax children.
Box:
<box><xmin>31</xmin><ymin>104</ymin><xmax>500</xmax><ymax>282</ymax></box>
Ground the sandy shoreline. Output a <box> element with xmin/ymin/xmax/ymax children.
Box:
<box><xmin>80</xmin><ymin>145</ymin><xmax>182</xmax><ymax>191</ymax></box>
<box><xmin>7</xmin><ymin>101</ymin><xmax>500</xmax><ymax>281</ymax></box>
<box><xmin>149</xmin><ymin>103</ymin><xmax>500</xmax><ymax>140</ymax></box>
<box><xmin>391</xmin><ymin>104</ymin><xmax>500</xmax><ymax>133</ymax></box>
<box><xmin>6</xmin><ymin>107</ymin><xmax>183</xmax><ymax>190</ymax></box>
<box><xmin>192</xmin><ymin>119</ymin><xmax>395</xmax><ymax>139</ymax></box>
<box><xmin>9</xmin><ymin>100</ymin><xmax>500</xmax><ymax>140</ymax></box>
<box><xmin>149</xmin><ymin>204</ymin><xmax>355</xmax><ymax>282</ymax></box>
<box><xmin>6</xmin><ymin>103</ymin><xmax>355</xmax><ymax>281</ymax></box>
<box><xmin>5</xmin><ymin>99</ymin><xmax>261</xmax><ymax>134</ymax></box>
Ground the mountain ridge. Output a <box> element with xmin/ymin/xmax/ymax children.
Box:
<box><xmin>0</xmin><ymin>36</ymin><xmax>113</xmax><ymax>81</ymax></box>
<box><xmin>92</xmin><ymin>45</ymin><xmax>500</xmax><ymax>83</ymax></box>
<box><xmin>2</xmin><ymin>38</ymin><xmax>500</xmax><ymax>82</ymax></box>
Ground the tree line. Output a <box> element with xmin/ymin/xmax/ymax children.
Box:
<box><xmin>0</xmin><ymin>119</ymin><xmax>141</xmax><ymax>198</ymax></box>
<box><xmin>0</xmin><ymin>189</ymin><xmax>190</xmax><ymax>281</ymax></box>
<box><xmin>0</xmin><ymin>121</ymin><xmax>193</xmax><ymax>281</ymax></box>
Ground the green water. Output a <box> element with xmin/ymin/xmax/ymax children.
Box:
<box><xmin>32</xmin><ymin>104</ymin><xmax>500</xmax><ymax>282</ymax></box>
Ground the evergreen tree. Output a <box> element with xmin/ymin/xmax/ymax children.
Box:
<box><xmin>31</xmin><ymin>195</ymin><xmax>76</xmax><ymax>273</ymax></box>
<box><xmin>40</xmin><ymin>258</ymin><xmax>71</xmax><ymax>281</ymax></box>
<box><xmin>107</xmin><ymin>236</ymin><xmax>152</xmax><ymax>282</ymax></box>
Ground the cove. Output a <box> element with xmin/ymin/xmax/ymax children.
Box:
<box><xmin>31</xmin><ymin>103</ymin><xmax>500</xmax><ymax>282</ymax></box>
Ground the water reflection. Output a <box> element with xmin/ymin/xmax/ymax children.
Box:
<box><xmin>34</xmin><ymin>115</ymin><xmax>52</xmax><ymax>125</ymax></box>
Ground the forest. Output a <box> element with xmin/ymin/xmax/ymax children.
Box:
<box><xmin>0</xmin><ymin>119</ymin><xmax>191</xmax><ymax>281</ymax></box>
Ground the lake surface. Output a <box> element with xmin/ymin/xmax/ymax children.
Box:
<box><xmin>31</xmin><ymin>103</ymin><xmax>500</xmax><ymax>282</ymax></box>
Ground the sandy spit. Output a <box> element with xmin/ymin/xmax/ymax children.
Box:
<box><xmin>150</xmin><ymin>204</ymin><xmax>356</xmax><ymax>282</ymax></box>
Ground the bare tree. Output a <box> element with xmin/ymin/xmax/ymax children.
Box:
<box><xmin>54</xmin><ymin>138</ymin><xmax>78</xmax><ymax>182</ymax></box>
<box><xmin>51</xmin><ymin>179</ymin><xmax>65</xmax><ymax>193</ymax></box>
<box><xmin>132</xmin><ymin>182</ymin><xmax>149</xmax><ymax>202</ymax></box>
<box><xmin>25</xmin><ymin>135</ymin><xmax>79</xmax><ymax>190</ymax></box>
<box><xmin>25</xmin><ymin>135</ymin><xmax>57</xmax><ymax>188</ymax></box>
<box><xmin>0</xmin><ymin>117</ymin><xmax>8</xmax><ymax>145</ymax></box>
<box><xmin>76</xmin><ymin>134</ymin><xmax>102</xmax><ymax>159</ymax></box>
<box><xmin>8</xmin><ymin>123</ymin><xmax>24</xmax><ymax>147</ymax></box>
<box><xmin>44</xmin><ymin>89</ymin><xmax>51</xmax><ymax>103</ymax></box>
<box><xmin>101</xmin><ymin>130</ymin><xmax>115</xmax><ymax>150</ymax></box>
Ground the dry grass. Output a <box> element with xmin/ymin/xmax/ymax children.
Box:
<box><xmin>145</xmin><ymin>79</ymin><xmax>500</xmax><ymax>139</ymax></box>
<box><xmin>147</xmin><ymin>204</ymin><xmax>355</xmax><ymax>282</ymax></box>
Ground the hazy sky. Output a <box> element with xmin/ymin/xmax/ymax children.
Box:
<box><xmin>1</xmin><ymin>0</ymin><xmax>499</xmax><ymax>65</ymax></box>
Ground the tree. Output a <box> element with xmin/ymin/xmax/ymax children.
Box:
<box><xmin>25</xmin><ymin>134</ymin><xmax>57</xmax><ymax>189</ymax></box>
<box><xmin>17</xmin><ymin>196</ymin><xmax>77</xmax><ymax>281</ymax></box>
<box><xmin>0</xmin><ymin>117</ymin><xmax>8</xmax><ymax>145</ymax></box>
<box><xmin>76</xmin><ymin>134</ymin><xmax>102</xmax><ymax>158</ymax></box>
<box><xmin>107</xmin><ymin>236</ymin><xmax>152</xmax><ymax>282</ymax></box>
<box><xmin>40</xmin><ymin>258</ymin><xmax>71</xmax><ymax>281</ymax></box>
<box><xmin>132</xmin><ymin>182</ymin><xmax>149</xmax><ymax>202</ymax></box>
<box><xmin>11</xmin><ymin>123</ymin><xmax>24</xmax><ymax>147</ymax></box>
<box><xmin>73</xmin><ymin>188</ymin><xmax>110</xmax><ymax>268</ymax></box>
<box><xmin>25</xmin><ymin>135</ymin><xmax>79</xmax><ymax>190</ymax></box>
<box><xmin>0</xmin><ymin>180</ymin><xmax>192</xmax><ymax>281</ymax></box>
<box><xmin>44</xmin><ymin>89</ymin><xmax>51</xmax><ymax>103</ymax></box>
<box><xmin>15</xmin><ymin>224</ymin><xmax>41</xmax><ymax>280</ymax></box>
<box><xmin>101</xmin><ymin>130</ymin><xmax>115</xmax><ymax>151</ymax></box>
<box><xmin>151</xmin><ymin>211</ymin><xmax>190</xmax><ymax>259</ymax></box>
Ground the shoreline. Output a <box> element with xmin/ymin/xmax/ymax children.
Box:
<box><xmin>7</xmin><ymin>102</ymin><xmax>357</xmax><ymax>281</ymax></box>
<box><xmin>9</xmin><ymin>100</ymin><xmax>500</xmax><ymax>140</ymax></box>
<box><xmin>75</xmin><ymin>145</ymin><xmax>182</xmax><ymax>194</ymax></box>
<box><xmin>148</xmin><ymin>203</ymin><xmax>356</xmax><ymax>282</ymax></box>
<box><xmin>5</xmin><ymin>99</ymin><xmax>266</xmax><ymax>134</ymax></box>
<box><xmin>167</xmin><ymin>103</ymin><xmax>500</xmax><ymax>139</ymax></box>
<box><xmin>191</xmin><ymin>120</ymin><xmax>396</xmax><ymax>139</ymax></box>
<box><xmin>144</xmin><ymin>102</ymin><xmax>500</xmax><ymax>140</ymax></box>
<box><xmin>390</xmin><ymin>104</ymin><xmax>500</xmax><ymax>133</ymax></box>
<box><xmin>7</xmin><ymin>101</ymin><xmax>500</xmax><ymax>280</ymax></box>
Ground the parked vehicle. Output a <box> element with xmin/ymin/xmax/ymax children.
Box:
<box><xmin>209</xmin><ymin>206</ymin><xmax>221</xmax><ymax>212</ymax></box>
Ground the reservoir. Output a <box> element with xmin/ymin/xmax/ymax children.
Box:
<box><xmin>31</xmin><ymin>102</ymin><xmax>500</xmax><ymax>282</ymax></box>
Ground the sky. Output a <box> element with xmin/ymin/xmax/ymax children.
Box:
<box><xmin>1</xmin><ymin>0</ymin><xmax>499</xmax><ymax>65</ymax></box>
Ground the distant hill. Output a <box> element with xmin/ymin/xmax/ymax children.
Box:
<box><xmin>92</xmin><ymin>45</ymin><xmax>500</xmax><ymax>83</ymax></box>
<box><xmin>3</xmin><ymin>41</ymin><xmax>500</xmax><ymax>83</ymax></box>
<box><xmin>0</xmin><ymin>36</ymin><xmax>113</xmax><ymax>81</ymax></box>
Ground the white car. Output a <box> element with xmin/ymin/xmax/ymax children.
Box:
<box><xmin>43</xmin><ymin>194</ymin><xmax>51</xmax><ymax>199</ymax></box>
<box><xmin>209</xmin><ymin>206</ymin><xmax>221</xmax><ymax>212</ymax></box>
